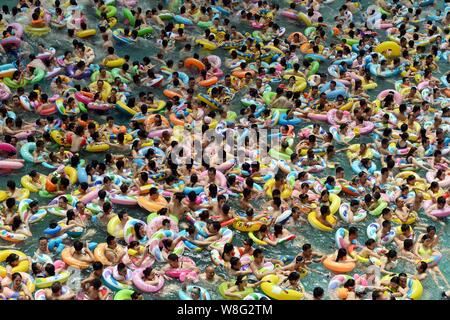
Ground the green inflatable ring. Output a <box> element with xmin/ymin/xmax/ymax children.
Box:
<box><xmin>307</xmin><ymin>61</ymin><xmax>320</xmax><ymax>77</ymax></box>
<box><xmin>158</xmin><ymin>13</ymin><xmax>173</xmax><ymax>21</ymax></box>
<box><xmin>111</xmin><ymin>68</ymin><xmax>131</xmax><ymax>84</ymax></box>
<box><xmin>78</xmin><ymin>102</ymin><xmax>87</xmax><ymax>113</ymax></box>
<box><xmin>129</xmin><ymin>65</ymin><xmax>140</xmax><ymax>76</ymax></box>
<box><xmin>251</xmin><ymin>31</ymin><xmax>263</xmax><ymax>42</ymax></box>
<box><xmin>343</xmin><ymin>38</ymin><xmax>359</xmax><ymax>46</ymax></box>
<box><xmin>3</xmin><ymin>77</ymin><xmax>28</xmax><ymax>89</ymax></box>
<box><xmin>29</xmin><ymin>68</ymin><xmax>46</xmax><ymax>84</ymax></box>
<box><xmin>226</xmin><ymin>111</ymin><xmax>237</xmax><ymax>122</ymax></box>
<box><xmin>137</xmin><ymin>27</ymin><xmax>153</xmax><ymax>37</ymax></box>
<box><xmin>114</xmin><ymin>289</ymin><xmax>135</xmax><ymax>300</ymax></box>
<box><xmin>25</xmin><ymin>25</ymin><xmax>51</xmax><ymax>36</ymax></box>
<box><xmin>90</xmin><ymin>70</ymin><xmax>113</xmax><ymax>83</ymax></box>
<box><xmin>218</xmin><ymin>282</ymin><xmax>254</xmax><ymax>300</ymax></box>
<box><xmin>304</xmin><ymin>26</ymin><xmax>316</xmax><ymax>38</ymax></box>
<box><xmin>197</xmin><ymin>20</ymin><xmax>213</xmax><ymax>29</ymax></box>
<box><xmin>123</xmin><ymin>8</ymin><xmax>135</xmax><ymax>27</ymax></box>
<box><xmin>96</xmin><ymin>5</ymin><xmax>117</xmax><ymax>19</ymax></box>
<box><xmin>369</xmin><ymin>201</ymin><xmax>388</xmax><ymax>216</ymax></box>
<box><xmin>39</xmin><ymin>190</ymin><xmax>56</xmax><ymax>198</ymax></box>
<box><xmin>263</xmin><ymin>91</ymin><xmax>276</xmax><ymax>106</ymax></box>
<box><xmin>379</xmin><ymin>8</ymin><xmax>391</xmax><ymax>16</ymax></box>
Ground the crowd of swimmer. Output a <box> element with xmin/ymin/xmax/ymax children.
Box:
<box><xmin>0</xmin><ymin>0</ymin><xmax>450</xmax><ymax>301</ymax></box>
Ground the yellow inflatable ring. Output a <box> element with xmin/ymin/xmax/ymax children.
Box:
<box><xmin>76</xmin><ymin>29</ymin><xmax>97</xmax><ymax>38</ymax></box>
<box><xmin>329</xmin><ymin>193</ymin><xmax>342</xmax><ymax>215</ymax></box>
<box><xmin>0</xmin><ymin>250</ymin><xmax>30</xmax><ymax>278</ymax></box>
<box><xmin>261</xmin><ymin>274</ymin><xmax>304</xmax><ymax>300</ymax></box>
<box><xmin>307</xmin><ymin>211</ymin><xmax>336</xmax><ymax>232</ymax></box>
<box><xmin>374</xmin><ymin>41</ymin><xmax>402</xmax><ymax>58</ymax></box>
<box><xmin>20</xmin><ymin>174</ymin><xmax>46</xmax><ymax>193</ymax></box>
<box><xmin>106</xmin><ymin>215</ymin><xmax>124</xmax><ymax>239</ymax></box>
<box><xmin>103</xmin><ymin>58</ymin><xmax>126</xmax><ymax>68</ymax></box>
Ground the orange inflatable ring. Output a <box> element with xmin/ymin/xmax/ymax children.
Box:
<box><xmin>231</xmin><ymin>70</ymin><xmax>255</xmax><ymax>79</ymax></box>
<box><xmin>332</xmin><ymin>27</ymin><xmax>340</xmax><ymax>36</ymax></box>
<box><xmin>198</xmin><ymin>76</ymin><xmax>218</xmax><ymax>87</ymax></box>
<box><xmin>287</xmin><ymin>32</ymin><xmax>307</xmax><ymax>43</ymax></box>
<box><xmin>112</xmin><ymin>126</ymin><xmax>127</xmax><ymax>134</ymax></box>
<box><xmin>322</xmin><ymin>255</ymin><xmax>356</xmax><ymax>273</ymax></box>
<box><xmin>300</xmin><ymin>43</ymin><xmax>313</xmax><ymax>54</ymax></box>
<box><xmin>169</xmin><ymin>113</ymin><xmax>185</xmax><ymax>126</ymax></box>
<box><xmin>77</xmin><ymin>118</ymin><xmax>98</xmax><ymax>129</ymax></box>
<box><xmin>137</xmin><ymin>195</ymin><xmax>168</xmax><ymax>212</ymax></box>
<box><xmin>144</xmin><ymin>114</ymin><xmax>170</xmax><ymax>127</ymax></box>
<box><xmin>45</xmin><ymin>178</ymin><xmax>57</xmax><ymax>192</ymax></box>
<box><xmin>31</xmin><ymin>19</ymin><xmax>46</xmax><ymax>27</ymax></box>
<box><xmin>184</xmin><ymin>58</ymin><xmax>206</xmax><ymax>71</ymax></box>
<box><xmin>80</xmin><ymin>91</ymin><xmax>94</xmax><ymax>98</ymax></box>
<box><xmin>93</xmin><ymin>243</ymin><xmax>111</xmax><ymax>266</ymax></box>
<box><xmin>77</xmin><ymin>119</ymin><xmax>88</xmax><ymax>128</ymax></box>
<box><xmin>65</xmin><ymin>133</ymin><xmax>87</xmax><ymax>147</ymax></box>
<box><xmin>61</xmin><ymin>247</ymin><xmax>92</xmax><ymax>269</ymax></box>
<box><xmin>163</xmin><ymin>89</ymin><xmax>183</xmax><ymax>99</ymax></box>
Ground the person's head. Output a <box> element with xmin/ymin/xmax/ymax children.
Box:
<box><xmin>235</xmin><ymin>275</ymin><xmax>247</xmax><ymax>288</ymax></box>
<box><xmin>167</xmin><ymin>253</ymin><xmax>179</xmax><ymax>268</ymax></box>
<box><xmin>207</xmin><ymin>220</ymin><xmax>221</xmax><ymax>233</ymax></box>
<box><xmin>189</xmin><ymin>286</ymin><xmax>202</xmax><ymax>300</ymax></box>
<box><xmin>294</xmin><ymin>255</ymin><xmax>305</xmax><ymax>267</ymax></box>
<box><xmin>336</xmin><ymin>248</ymin><xmax>347</xmax><ymax>262</ymax></box>
<box><xmin>130</xmin><ymin>291</ymin><xmax>143</xmax><ymax>300</ymax></box>
<box><xmin>320</xmin><ymin>205</ymin><xmax>330</xmax><ymax>217</ymax></box>
<box><xmin>302</xmin><ymin>243</ymin><xmax>312</xmax><ymax>256</ymax></box>
<box><xmin>207</xmin><ymin>167</ymin><xmax>216</xmax><ymax>180</ymax></box>
<box><xmin>117</xmin><ymin>262</ymin><xmax>127</xmax><ymax>276</ymax></box>
<box><xmin>313</xmin><ymin>287</ymin><xmax>324</xmax><ymax>299</ymax></box>
<box><xmin>134</xmin><ymin>223</ymin><xmax>146</xmax><ymax>240</ymax></box>
<box><xmin>243</xmin><ymin>238</ymin><xmax>253</xmax><ymax>249</ymax></box>
<box><xmin>403</xmin><ymin>238</ymin><xmax>414</xmax><ymax>251</ymax></box>
<box><xmin>106</xmin><ymin>235</ymin><xmax>116</xmax><ymax>248</ymax></box>
<box><xmin>11</xmin><ymin>273</ymin><xmax>23</xmax><ymax>286</ymax></box>
<box><xmin>91</xmin><ymin>278</ymin><xmax>102</xmax><ymax>290</ymax></box>
<box><xmin>45</xmin><ymin>263</ymin><xmax>56</xmax><ymax>277</ymax></box>
<box><xmin>426</xmin><ymin>225</ymin><xmax>436</xmax><ymax>237</ymax></box>
<box><xmin>6</xmin><ymin>253</ymin><xmax>20</xmax><ymax>266</ymax></box>
<box><xmin>204</xmin><ymin>266</ymin><xmax>215</xmax><ymax>279</ymax></box>
<box><xmin>348</xmin><ymin>226</ymin><xmax>358</xmax><ymax>238</ymax></box>
<box><xmin>365</xmin><ymin>238</ymin><xmax>377</xmax><ymax>250</ymax></box>
<box><xmin>372</xmin><ymin>291</ymin><xmax>388</xmax><ymax>300</ymax></box>
<box><xmin>118</xmin><ymin>210</ymin><xmax>129</xmax><ymax>222</ymax></box>
<box><xmin>73</xmin><ymin>241</ymin><xmax>83</xmax><ymax>252</ymax></box>
<box><xmin>287</xmin><ymin>271</ymin><xmax>300</xmax><ymax>285</ymax></box>
<box><xmin>337</xmin><ymin>279</ymin><xmax>355</xmax><ymax>299</ymax></box>
<box><xmin>417</xmin><ymin>261</ymin><xmax>428</xmax><ymax>274</ymax></box>
<box><xmin>382</xmin><ymin>220</ymin><xmax>391</xmax><ymax>231</ymax></box>
<box><xmin>142</xmin><ymin>267</ymin><xmax>155</xmax><ymax>279</ymax></box>
<box><xmin>253</xmin><ymin>248</ymin><xmax>264</xmax><ymax>262</ymax></box>
<box><xmin>381</xmin><ymin>208</ymin><xmax>392</xmax><ymax>220</ymax></box>
<box><xmin>38</xmin><ymin>236</ymin><xmax>48</xmax><ymax>250</ymax></box>
<box><xmin>51</xmin><ymin>282</ymin><xmax>63</xmax><ymax>295</ymax></box>
<box><xmin>398</xmin><ymin>273</ymin><xmax>407</xmax><ymax>288</ymax></box>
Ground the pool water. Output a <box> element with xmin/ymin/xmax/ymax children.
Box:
<box><xmin>0</xmin><ymin>0</ymin><xmax>449</xmax><ymax>300</ymax></box>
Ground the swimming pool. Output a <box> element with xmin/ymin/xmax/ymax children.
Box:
<box><xmin>0</xmin><ymin>0</ymin><xmax>449</xmax><ymax>300</ymax></box>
